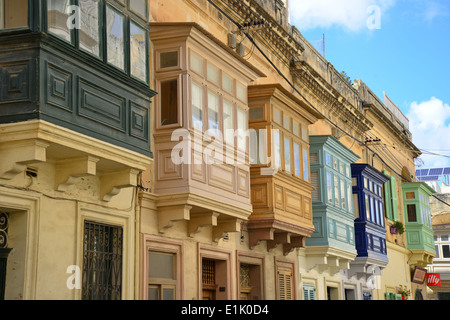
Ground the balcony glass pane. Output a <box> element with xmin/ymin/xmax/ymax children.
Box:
<box><xmin>129</xmin><ymin>0</ymin><xmax>147</xmax><ymax>19</ymax></box>
<box><xmin>223</xmin><ymin>100</ymin><xmax>234</xmax><ymax>144</ymax></box>
<box><xmin>106</xmin><ymin>6</ymin><xmax>125</xmax><ymax>70</ymax></box>
<box><xmin>79</xmin><ymin>0</ymin><xmax>100</xmax><ymax>56</ymax></box>
<box><xmin>208</xmin><ymin>91</ymin><xmax>219</xmax><ymax>133</ymax></box>
<box><xmin>284</xmin><ymin>138</ymin><xmax>291</xmax><ymax>173</ymax></box>
<box><xmin>327</xmin><ymin>172</ymin><xmax>333</xmax><ymax>203</ymax></box>
<box><xmin>294</xmin><ymin>143</ymin><xmax>300</xmax><ymax>177</ymax></box>
<box><xmin>303</xmin><ymin>148</ymin><xmax>309</xmax><ymax>181</ymax></box>
<box><xmin>237</xmin><ymin>108</ymin><xmax>247</xmax><ymax>150</ymax></box>
<box><xmin>443</xmin><ymin>245</ymin><xmax>450</xmax><ymax>258</ymax></box>
<box><xmin>1</xmin><ymin>0</ymin><xmax>28</xmax><ymax>29</ymax></box>
<box><xmin>334</xmin><ymin>177</ymin><xmax>340</xmax><ymax>206</ymax></box>
<box><xmin>47</xmin><ymin>0</ymin><xmax>71</xmax><ymax>42</ymax></box>
<box><xmin>190</xmin><ymin>52</ymin><xmax>203</xmax><ymax>75</ymax></box>
<box><xmin>274</xmin><ymin>130</ymin><xmax>281</xmax><ymax>169</ymax></box>
<box><xmin>160</xmin><ymin>79</ymin><xmax>178</xmax><ymax>126</ymax></box>
<box><xmin>192</xmin><ymin>82</ymin><xmax>203</xmax><ymax>130</ymax></box>
<box><xmin>407</xmin><ymin>204</ymin><xmax>417</xmax><ymax>222</ymax></box>
<box><xmin>130</xmin><ymin>21</ymin><xmax>147</xmax><ymax>82</ymax></box>
<box><xmin>207</xmin><ymin>63</ymin><xmax>219</xmax><ymax>85</ymax></box>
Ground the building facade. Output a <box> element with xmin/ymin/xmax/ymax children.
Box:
<box><xmin>427</xmin><ymin>192</ymin><xmax>450</xmax><ymax>300</ymax></box>
<box><xmin>0</xmin><ymin>0</ymin><xmax>436</xmax><ymax>300</ymax></box>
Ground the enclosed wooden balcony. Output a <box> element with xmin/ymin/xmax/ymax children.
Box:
<box><xmin>149</xmin><ymin>23</ymin><xmax>265</xmax><ymax>240</ymax></box>
<box><xmin>247</xmin><ymin>84</ymin><xmax>322</xmax><ymax>255</ymax></box>
<box><xmin>305</xmin><ymin>135</ymin><xmax>360</xmax><ymax>273</ymax></box>
<box><xmin>402</xmin><ymin>182</ymin><xmax>436</xmax><ymax>267</ymax></box>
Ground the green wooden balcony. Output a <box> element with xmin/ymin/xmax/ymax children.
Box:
<box><xmin>402</xmin><ymin>182</ymin><xmax>436</xmax><ymax>267</ymax></box>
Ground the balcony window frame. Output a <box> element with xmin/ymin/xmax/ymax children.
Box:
<box><xmin>0</xmin><ymin>0</ymin><xmax>31</xmax><ymax>32</ymax></box>
<box><xmin>271</xmin><ymin>107</ymin><xmax>310</xmax><ymax>181</ymax></box>
<box><xmin>42</xmin><ymin>0</ymin><xmax>149</xmax><ymax>84</ymax></box>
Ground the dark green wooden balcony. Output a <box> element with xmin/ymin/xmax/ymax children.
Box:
<box><xmin>0</xmin><ymin>0</ymin><xmax>156</xmax><ymax>157</ymax></box>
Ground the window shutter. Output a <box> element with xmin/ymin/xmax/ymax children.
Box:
<box><xmin>383</xmin><ymin>171</ymin><xmax>392</xmax><ymax>220</ymax></box>
<box><xmin>390</xmin><ymin>176</ymin><xmax>399</xmax><ymax>221</ymax></box>
<box><xmin>278</xmin><ymin>268</ymin><xmax>293</xmax><ymax>300</ymax></box>
<box><xmin>303</xmin><ymin>285</ymin><xmax>316</xmax><ymax>300</ymax></box>
<box><xmin>311</xmin><ymin>171</ymin><xmax>320</xmax><ymax>201</ymax></box>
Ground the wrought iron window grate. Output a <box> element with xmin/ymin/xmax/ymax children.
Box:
<box><xmin>82</xmin><ymin>221</ymin><xmax>123</xmax><ymax>300</ymax></box>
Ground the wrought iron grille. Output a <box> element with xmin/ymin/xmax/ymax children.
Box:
<box><xmin>0</xmin><ymin>212</ymin><xmax>8</xmax><ymax>249</ymax></box>
<box><xmin>202</xmin><ymin>259</ymin><xmax>216</xmax><ymax>285</ymax></box>
<box><xmin>82</xmin><ymin>221</ymin><xmax>123</xmax><ymax>300</ymax></box>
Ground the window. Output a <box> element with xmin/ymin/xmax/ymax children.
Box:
<box><xmin>407</xmin><ymin>204</ymin><xmax>417</xmax><ymax>222</ymax></box>
<box><xmin>327</xmin><ymin>172</ymin><xmax>333</xmax><ymax>203</ymax></box>
<box><xmin>0</xmin><ymin>0</ymin><xmax>28</xmax><ymax>29</ymax></box>
<box><xmin>239</xmin><ymin>263</ymin><xmax>263</xmax><ymax>300</ymax></box>
<box><xmin>46</xmin><ymin>0</ymin><xmax>149</xmax><ymax>83</ymax></box>
<box><xmin>384</xmin><ymin>174</ymin><xmax>399</xmax><ymax>221</ymax></box>
<box><xmin>130</xmin><ymin>21</ymin><xmax>147</xmax><ymax>81</ymax></box>
<box><xmin>207</xmin><ymin>63</ymin><xmax>219</xmax><ymax>85</ymax></box>
<box><xmin>192</xmin><ymin>82</ymin><xmax>203</xmax><ymax>130</ymax></box>
<box><xmin>277</xmin><ymin>267</ymin><xmax>293</xmax><ymax>300</ymax></box>
<box><xmin>160</xmin><ymin>51</ymin><xmax>178</xmax><ymax>69</ymax></box>
<box><xmin>222</xmin><ymin>73</ymin><xmax>233</xmax><ymax>93</ymax></box>
<box><xmin>284</xmin><ymin>137</ymin><xmax>291</xmax><ymax>173</ymax></box>
<box><xmin>223</xmin><ymin>100</ymin><xmax>234</xmax><ymax>144</ymax></box>
<box><xmin>160</xmin><ymin>79</ymin><xmax>179</xmax><ymax>126</ymax></box>
<box><xmin>237</xmin><ymin>108</ymin><xmax>247</xmax><ymax>151</ymax></box>
<box><xmin>148</xmin><ymin>251</ymin><xmax>176</xmax><ymax>300</ymax></box>
<box><xmin>47</xmin><ymin>0</ymin><xmax>71</xmax><ymax>42</ymax></box>
<box><xmin>208</xmin><ymin>91</ymin><xmax>219</xmax><ymax>134</ymax></box>
<box><xmin>129</xmin><ymin>0</ymin><xmax>147</xmax><ymax>19</ymax></box>
<box><xmin>341</xmin><ymin>180</ymin><xmax>346</xmax><ymax>209</ymax></box>
<box><xmin>106</xmin><ymin>5</ymin><xmax>125</xmax><ymax>70</ymax></box>
<box><xmin>294</xmin><ymin>143</ymin><xmax>300</xmax><ymax>177</ymax></box>
<box><xmin>274</xmin><ymin>130</ymin><xmax>282</xmax><ymax>169</ymax></box>
<box><xmin>334</xmin><ymin>177</ymin><xmax>340</xmax><ymax>206</ymax></box>
<box><xmin>236</xmin><ymin>82</ymin><xmax>247</xmax><ymax>102</ymax></box>
<box><xmin>190</xmin><ymin>52</ymin><xmax>203</xmax><ymax>75</ymax></box>
<box><xmin>443</xmin><ymin>245</ymin><xmax>450</xmax><ymax>258</ymax></box>
<box><xmin>347</xmin><ymin>184</ymin><xmax>353</xmax><ymax>213</ymax></box>
<box><xmin>79</xmin><ymin>0</ymin><xmax>100</xmax><ymax>56</ymax></box>
<box><xmin>82</xmin><ymin>221</ymin><xmax>123</xmax><ymax>300</ymax></box>
<box><xmin>202</xmin><ymin>259</ymin><xmax>216</xmax><ymax>300</ymax></box>
<box><xmin>303</xmin><ymin>285</ymin><xmax>316</xmax><ymax>300</ymax></box>
<box><xmin>406</xmin><ymin>192</ymin><xmax>415</xmax><ymax>199</ymax></box>
<box><xmin>303</xmin><ymin>148</ymin><xmax>309</xmax><ymax>181</ymax></box>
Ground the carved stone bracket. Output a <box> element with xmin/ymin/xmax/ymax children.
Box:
<box><xmin>213</xmin><ymin>217</ymin><xmax>242</xmax><ymax>243</ymax></box>
<box><xmin>100</xmin><ymin>168</ymin><xmax>139</xmax><ymax>202</ymax></box>
<box><xmin>0</xmin><ymin>140</ymin><xmax>49</xmax><ymax>180</ymax></box>
<box><xmin>157</xmin><ymin>204</ymin><xmax>192</xmax><ymax>234</ymax></box>
<box><xmin>189</xmin><ymin>212</ymin><xmax>219</xmax><ymax>238</ymax></box>
<box><xmin>55</xmin><ymin>156</ymin><xmax>100</xmax><ymax>192</ymax></box>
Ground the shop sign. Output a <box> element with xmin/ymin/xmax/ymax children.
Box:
<box><xmin>427</xmin><ymin>273</ymin><xmax>441</xmax><ymax>287</ymax></box>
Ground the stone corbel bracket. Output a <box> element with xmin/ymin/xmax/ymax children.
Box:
<box><xmin>213</xmin><ymin>217</ymin><xmax>242</xmax><ymax>243</ymax></box>
<box><xmin>55</xmin><ymin>156</ymin><xmax>100</xmax><ymax>192</ymax></box>
<box><xmin>189</xmin><ymin>212</ymin><xmax>219</xmax><ymax>238</ymax></box>
<box><xmin>158</xmin><ymin>204</ymin><xmax>192</xmax><ymax>234</ymax></box>
<box><xmin>0</xmin><ymin>140</ymin><xmax>49</xmax><ymax>180</ymax></box>
<box><xmin>100</xmin><ymin>168</ymin><xmax>139</xmax><ymax>202</ymax></box>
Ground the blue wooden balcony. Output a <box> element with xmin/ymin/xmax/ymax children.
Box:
<box><xmin>349</xmin><ymin>164</ymin><xmax>390</xmax><ymax>274</ymax></box>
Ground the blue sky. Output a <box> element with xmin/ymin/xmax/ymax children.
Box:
<box><xmin>289</xmin><ymin>0</ymin><xmax>450</xmax><ymax>170</ymax></box>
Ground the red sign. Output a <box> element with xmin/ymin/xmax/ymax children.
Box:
<box><xmin>427</xmin><ymin>273</ymin><xmax>441</xmax><ymax>287</ymax></box>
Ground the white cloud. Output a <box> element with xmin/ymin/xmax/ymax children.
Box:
<box><xmin>408</xmin><ymin>97</ymin><xmax>450</xmax><ymax>168</ymax></box>
<box><xmin>421</xmin><ymin>1</ymin><xmax>450</xmax><ymax>22</ymax></box>
<box><xmin>289</xmin><ymin>0</ymin><xmax>396</xmax><ymax>31</ymax></box>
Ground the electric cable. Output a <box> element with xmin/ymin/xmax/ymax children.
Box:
<box><xmin>207</xmin><ymin>0</ymin><xmax>450</xmax><ymax>209</ymax></box>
